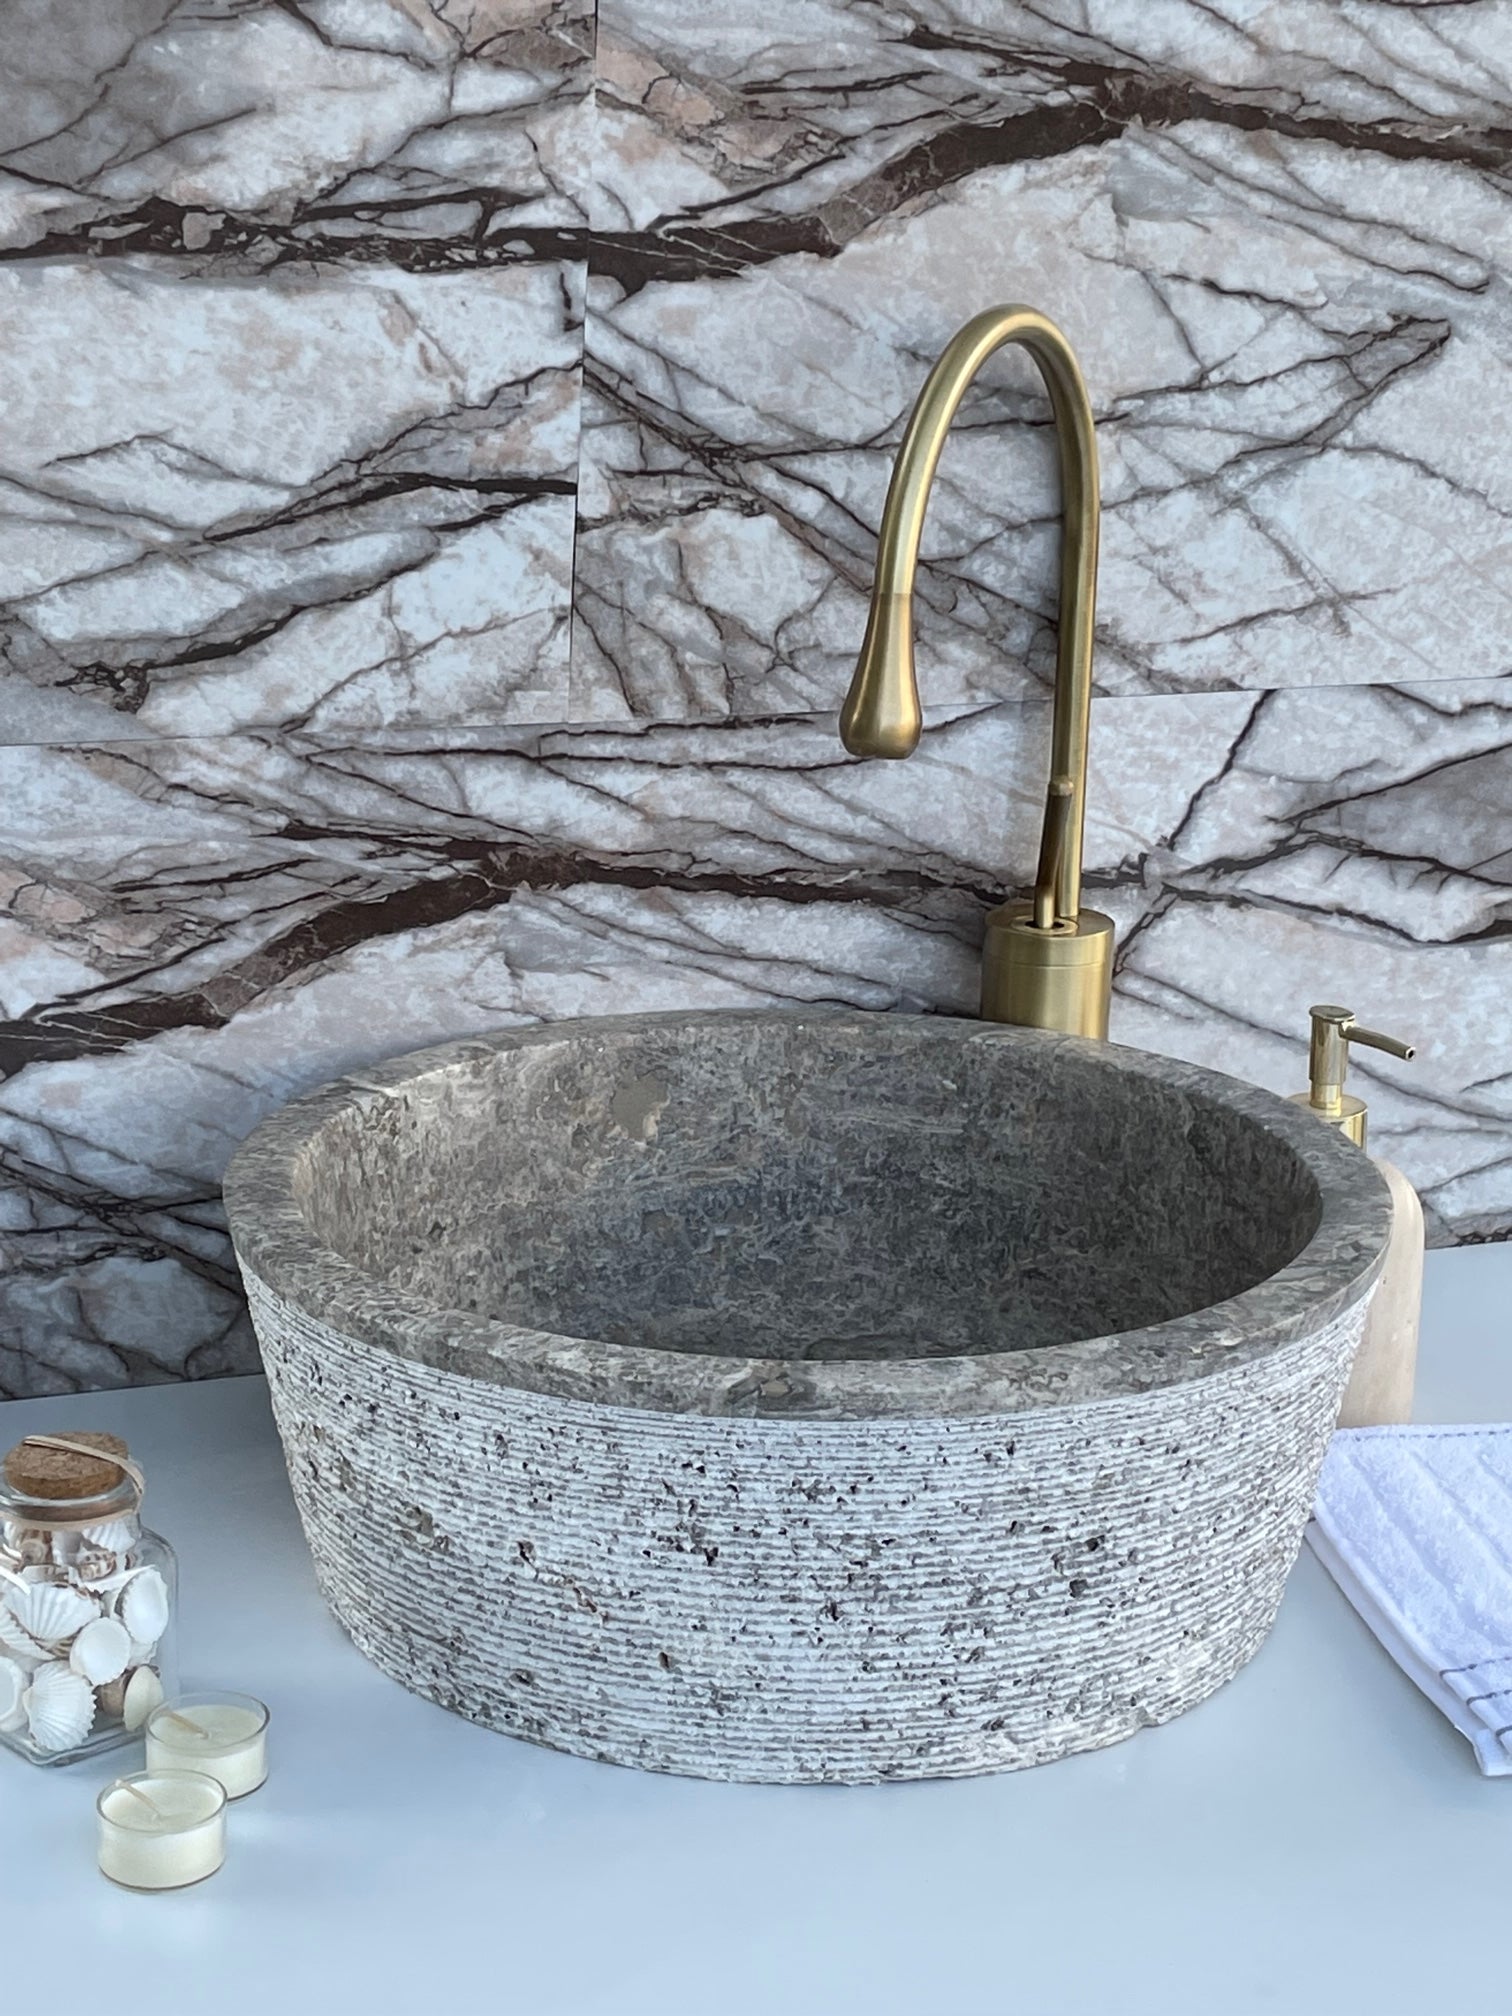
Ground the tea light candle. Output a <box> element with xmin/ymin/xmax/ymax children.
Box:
<box><xmin>97</xmin><ymin>1771</ymin><xmax>226</xmax><ymax>1890</ymax></box>
<box><xmin>145</xmin><ymin>1693</ymin><xmax>269</xmax><ymax>1797</ymax></box>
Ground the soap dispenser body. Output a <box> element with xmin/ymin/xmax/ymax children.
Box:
<box><xmin>1287</xmin><ymin>1004</ymin><xmax>1422</xmax><ymax>1429</ymax></box>
<box><xmin>1338</xmin><ymin>1158</ymin><xmax>1424</xmax><ymax>1428</ymax></box>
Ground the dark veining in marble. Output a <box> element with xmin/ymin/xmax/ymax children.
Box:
<box><xmin>589</xmin><ymin>86</ymin><xmax>1510</xmax><ymax>298</ymax></box>
<box><xmin>584</xmin><ymin>16</ymin><xmax>1512</xmax><ymax>291</ymax></box>
<box><xmin>0</xmin><ymin>0</ymin><xmax>593</xmax><ymax>263</ymax></box>
<box><xmin>1</xmin><ymin>209</ymin><xmax>587</xmax><ymax>275</ymax></box>
<box><xmin>0</xmin><ymin>839</ymin><xmax>987</xmax><ymax>1077</ymax></box>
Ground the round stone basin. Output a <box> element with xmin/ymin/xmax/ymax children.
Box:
<box><xmin>225</xmin><ymin>1010</ymin><xmax>1391</xmax><ymax>1782</ymax></box>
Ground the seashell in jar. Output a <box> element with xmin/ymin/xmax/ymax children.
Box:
<box><xmin>16</xmin><ymin>1530</ymin><xmax>50</xmax><ymax>1568</ymax></box>
<box><xmin>0</xmin><ymin>1654</ymin><xmax>27</xmax><ymax>1733</ymax></box>
<box><xmin>74</xmin><ymin>1548</ymin><xmax>120</xmax><ymax>1585</ymax></box>
<box><xmin>23</xmin><ymin>1661</ymin><xmax>95</xmax><ymax>1753</ymax></box>
<box><xmin>126</xmin><ymin>1635</ymin><xmax>159</xmax><ymax>1666</ymax></box>
<box><xmin>117</xmin><ymin>1566</ymin><xmax>169</xmax><ymax>1645</ymax></box>
<box><xmin>80</xmin><ymin>1517</ymin><xmax>138</xmax><ymax>1557</ymax></box>
<box><xmin>4</xmin><ymin>1578</ymin><xmax>98</xmax><ymax>1648</ymax></box>
<box><xmin>96</xmin><ymin>1672</ymin><xmax>129</xmax><ymax>1721</ymax></box>
<box><xmin>69</xmin><ymin>1614</ymin><xmax>131</xmax><ymax>1686</ymax></box>
<box><xmin>122</xmin><ymin>1663</ymin><xmax>164</xmax><ymax>1733</ymax></box>
<box><xmin>0</xmin><ymin>1604</ymin><xmax>45</xmax><ymax>1667</ymax></box>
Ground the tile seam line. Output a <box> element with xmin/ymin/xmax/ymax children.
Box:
<box><xmin>1</xmin><ymin>664</ymin><xmax>1507</xmax><ymax>754</ymax></box>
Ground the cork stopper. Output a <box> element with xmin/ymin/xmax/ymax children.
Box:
<box><xmin>3</xmin><ymin>1431</ymin><xmax>132</xmax><ymax>1501</ymax></box>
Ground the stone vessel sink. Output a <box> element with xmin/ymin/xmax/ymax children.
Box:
<box><xmin>224</xmin><ymin>1011</ymin><xmax>1391</xmax><ymax>1782</ymax></box>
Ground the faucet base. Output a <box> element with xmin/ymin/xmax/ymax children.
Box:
<box><xmin>981</xmin><ymin>903</ymin><xmax>1114</xmax><ymax>1039</ymax></box>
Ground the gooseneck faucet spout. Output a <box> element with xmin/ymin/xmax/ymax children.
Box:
<box><xmin>840</xmin><ymin>306</ymin><xmax>1115</xmax><ymax>1039</ymax></box>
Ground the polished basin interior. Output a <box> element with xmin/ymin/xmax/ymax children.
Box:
<box><xmin>293</xmin><ymin>1013</ymin><xmax>1322</xmax><ymax>1362</ymax></box>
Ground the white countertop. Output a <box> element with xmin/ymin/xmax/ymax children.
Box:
<box><xmin>4</xmin><ymin>1245</ymin><xmax>1509</xmax><ymax>2015</ymax></box>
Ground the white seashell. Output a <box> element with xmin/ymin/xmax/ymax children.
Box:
<box><xmin>126</xmin><ymin>1636</ymin><xmax>158</xmax><ymax>1666</ymax></box>
<box><xmin>118</xmin><ymin>1567</ymin><xmax>169</xmax><ymax>1644</ymax></box>
<box><xmin>81</xmin><ymin>1518</ymin><xmax>137</xmax><ymax>1556</ymax></box>
<box><xmin>5</xmin><ymin>1578</ymin><xmax>98</xmax><ymax>1647</ymax></box>
<box><xmin>0</xmin><ymin>1654</ymin><xmax>26</xmax><ymax>1732</ymax></box>
<box><xmin>0</xmin><ymin>1605</ymin><xmax>45</xmax><ymax>1667</ymax></box>
<box><xmin>24</xmin><ymin>1661</ymin><xmax>95</xmax><ymax>1753</ymax></box>
<box><xmin>69</xmin><ymin>1615</ymin><xmax>131</xmax><ymax>1686</ymax></box>
<box><xmin>122</xmin><ymin>1664</ymin><xmax>164</xmax><ymax>1733</ymax></box>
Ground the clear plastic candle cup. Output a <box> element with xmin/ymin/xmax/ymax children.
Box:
<box><xmin>97</xmin><ymin>1770</ymin><xmax>226</xmax><ymax>1890</ymax></box>
<box><xmin>145</xmin><ymin>1693</ymin><xmax>269</xmax><ymax>1797</ymax></box>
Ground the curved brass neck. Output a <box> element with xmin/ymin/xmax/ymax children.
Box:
<box><xmin>840</xmin><ymin>306</ymin><xmax>1100</xmax><ymax>934</ymax></box>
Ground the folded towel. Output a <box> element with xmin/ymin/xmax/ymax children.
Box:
<box><xmin>1308</xmin><ymin>1424</ymin><xmax>1512</xmax><ymax>1777</ymax></box>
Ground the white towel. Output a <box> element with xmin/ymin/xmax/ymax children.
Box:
<box><xmin>1308</xmin><ymin>1424</ymin><xmax>1512</xmax><ymax>1777</ymax></box>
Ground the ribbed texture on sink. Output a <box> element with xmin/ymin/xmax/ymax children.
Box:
<box><xmin>250</xmin><ymin>1268</ymin><xmax>1361</xmax><ymax>1782</ymax></box>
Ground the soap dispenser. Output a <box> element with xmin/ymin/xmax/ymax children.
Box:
<box><xmin>1290</xmin><ymin>1005</ymin><xmax>1422</xmax><ymax>1427</ymax></box>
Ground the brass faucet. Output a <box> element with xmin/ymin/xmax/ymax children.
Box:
<box><xmin>840</xmin><ymin>305</ymin><xmax>1114</xmax><ymax>1038</ymax></box>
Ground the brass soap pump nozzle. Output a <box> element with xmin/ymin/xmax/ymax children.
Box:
<box><xmin>1289</xmin><ymin>1004</ymin><xmax>1415</xmax><ymax>1149</ymax></box>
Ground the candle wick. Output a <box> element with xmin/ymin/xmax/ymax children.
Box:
<box><xmin>163</xmin><ymin>1709</ymin><xmax>210</xmax><ymax>1739</ymax></box>
<box><xmin>119</xmin><ymin>1780</ymin><xmax>164</xmax><ymax>1821</ymax></box>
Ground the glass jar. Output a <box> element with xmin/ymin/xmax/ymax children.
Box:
<box><xmin>0</xmin><ymin>1432</ymin><xmax>177</xmax><ymax>1766</ymax></box>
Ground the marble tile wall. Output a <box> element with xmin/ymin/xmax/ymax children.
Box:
<box><xmin>1</xmin><ymin>1</ymin><xmax>1508</xmax><ymax>1393</ymax></box>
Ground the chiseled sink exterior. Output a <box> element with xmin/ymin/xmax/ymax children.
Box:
<box><xmin>224</xmin><ymin>1011</ymin><xmax>1392</xmax><ymax>1783</ymax></box>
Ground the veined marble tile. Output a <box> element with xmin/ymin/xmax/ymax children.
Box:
<box><xmin>0</xmin><ymin>0</ymin><xmax>592</xmax><ymax>258</ymax></box>
<box><xmin>589</xmin><ymin>0</ymin><xmax>1512</xmax><ymax>234</ymax></box>
<box><xmin>0</xmin><ymin>259</ymin><xmax>581</xmax><ymax>740</ymax></box>
<box><xmin>1111</xmin><ymin>678</ymin><xmax>1512</xmax><ymax>1246</ymax></box>
<box><xmin>1</xmin><ymin>676</ymin><xmax>1506</xmax><ymax>1390</ymax></box>
<box><xmin>575</xmin><ymin>0</ymin><xmax>1512</xmax><ymax>719</ymax></box>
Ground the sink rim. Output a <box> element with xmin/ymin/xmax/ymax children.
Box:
<box><xmin>223</xmin><ymin>1009</ymin><xmax>1394</xmax><ymax>1421</ymax></box>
